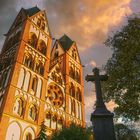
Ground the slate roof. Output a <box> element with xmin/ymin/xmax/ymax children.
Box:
<box><xmin>59</xmin><ymin>35</ymin><xmax>74</xmax><ymax>51</ymax></box>
<box><xmin>24</xmin><ymin>7</ymin><xmax>41</xmax><ymax>17</ymax></box>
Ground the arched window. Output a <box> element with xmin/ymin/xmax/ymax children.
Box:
<box><xmin>29</xmin><ymin>104</ymin><xmax>37</xmax><ymax>120</ymax></box>
<box><xmin>5</xmin><ymin>122</ymin><xmax>21</xmax><ymax>140</ymax></box>
<box><xmin>24</xmin><ymin>54</ymin><xmax>33</xmax><ymax>68</ymax></box>
<box><xmin>69</xmin><ymin>83</ymin><xmax>75</xmax><ymax>98</ymax></box>
<box><xmin>72</xmin><ymin>49</ymin><xmax>77</xmax><ymax>60</ymax></box>
<box><xmin>72</xmin><ymin>49</ymin><xmax>75</xmax><ymax>58</ymax></box>
<box><xmin>51</xmin><ymin>114</ymin><xmax>57</xmax><ymax>129</ymax></box>
<box><xmin>23</xmin><ymin>71</ymin><xmax>31</xmax><ymax>92</ymax></box>
<box><xmin>13</xmin><ymin>98</ymin><xmax>24</xmax><ymax>116</ymax></box>
<box><xmin>69</xmin><ymin>66</ymin><xmax>75</xmax><ymax>79</ymax></box>
<box><xmin>17</xmin><ymin>68</ymin><xmax>25</xmax><ymax>89</ymax></box>
<box><xmin>36</xmin><ymin>78</ymin><xmax>42</xmax><ymax>98</ymax></box>
<box><xmin>31</xmin><ymin>77</ymin><xmax>38</xmax><ymax>93</ymax></box>
<box><xmin>34</xmin><ymin>62</ymin><xmax>44</xmax><ymax>75</ymax></box>
<box><xmin>46</xmin><ymin>111</ymin><xmax>51</xmax><ymax>128</ymax></box>
<box><xmin>71</xmin><ymin>99</ymin><xmax>76</xmax><ymax>116</ymax></box>
<box><xmin>38</xmin><ymin>40</ymin><xmax>47</xmax><ymax>55</ymax></box>
<box><xmin>41</xmin><ymin>22</ymin><xmax>45</xmax><ymax>30</ymax></box>
<box><xmin>69</xmin><ymin>66</ymin><xmax>73</xmax><ymax>78</ymax></box>
<box><xmin>37</xmin><ymin>18</ymin><xmax>41</xmax><ymax>27</ymax></box>
<box><xmin>57</xmin><ymin>117</ymin><xmax>63</xmax><ymax>129</ymax></box>
<box><xmin>78</xmin><ymin>103</ymin><xmax>80</xmax><ymax>118</ymax></box>
<box><xmin>75</xmin><ymin>71</ymin><xmax>80</xmax><ymax>82</ymax></box>
<box><xmin>28</xmin><ymin>33</ymin><xmax>37</xmax><ymax>48</ymax></box>
<box><xmin>76</xmin><ymin>87</ymin><xmax>81</xmax><ymax>101</ymax></box>
<box><xmin>26</xmin><ymin>132</ymin><xmax>32</xmax><ymax>140</ymax></box>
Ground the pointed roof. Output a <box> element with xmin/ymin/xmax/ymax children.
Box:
<box><xmin>59</xmin><ymin>35</ymin><xmax>74</xmax><ymax>51</ymax></box>
<box><xmin>24</xmin><ymin>6</ymin><xmax>41</xmax><ymax>17</ymax></box>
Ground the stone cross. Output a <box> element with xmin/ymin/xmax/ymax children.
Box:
<box><xmin>86</xmin><ymin>67</ymin><xmax>108</xmax><ymax>108</ymax></box>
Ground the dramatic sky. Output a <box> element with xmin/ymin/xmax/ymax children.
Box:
<box><xmin>0</xmin><ymin>0</ymin><xmax>140</xmax><ymax>125</ymax></box>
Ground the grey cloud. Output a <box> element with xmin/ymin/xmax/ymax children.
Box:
<box><xmin>0</xmin><ymin>0</ymin><xmax>17</xmax><ymax>49</ymax></box>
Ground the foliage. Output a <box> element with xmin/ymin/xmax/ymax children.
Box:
<box><xmin>114</xmin><ymin>123</ymin><xmax>139</xmax><ymax>140</ymax></box>
<box><xmin>103</xmin><ymin>15</ymin><xmax>140</xmax><ymax>121</ymax></box>
<box><xmin>51</xmin><ymin>123</ymin><xmax>93</xmax><ymax>140</ymax></box>
<box><xmin>35</xmin><ymin>121</ymin><xmax>48</xmax><ymax>140</ymax></box>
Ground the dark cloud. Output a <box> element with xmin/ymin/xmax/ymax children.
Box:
<box><xmin>0</xmin><ymin>0</ymin><xmax>17</xmax><ymax>50</ymax></box>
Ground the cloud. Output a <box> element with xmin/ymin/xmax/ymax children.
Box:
<box><xmin>84</xmin><ymin>92</ymin><xmax>96</xmax><ymax>123</ymax></box>
<box><xmin>0</xmin><ymin>0</ymin><xmax>135</xmax><ymax>51</ymax></box>
<box><xmin>41</xmin><ymin>0</ymin><xmax>132</xmax><ymax>51</ymax></box>
<box><xmin>89</xmin><ymin>60</ymin><xmax>97</xmax><ymax>67</ymax></box>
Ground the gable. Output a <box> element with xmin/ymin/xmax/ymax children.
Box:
<box><xmin>51</xmin><ymin>41</ymin><xmax>65</xmax><ymax>60</ymax></box>
<box><xmin>30</xmin><ymin>11</ymin><xmax>51</xmax><ymax>36</ymax></box>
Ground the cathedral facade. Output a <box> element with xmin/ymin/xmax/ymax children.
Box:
<box><xmin>0</xmin><ymin>7</ymin><xmax>85</xmax><ymax>140</ymax></box>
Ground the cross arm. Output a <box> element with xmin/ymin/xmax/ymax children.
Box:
<box><xmin>100</xmin><ymin>75</ymin><xmax>108</xmax><ymax>81</ymax></box>
<box><xmin>85</xmin><ymin>74</ymin><xmax>95</xmax><ymax>82</ymax></box>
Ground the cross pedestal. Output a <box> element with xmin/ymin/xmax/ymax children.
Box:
<box><xmin>86</xmin><ymin>68</ymin><xmax>116</xmax><ymax>140</ymax></box>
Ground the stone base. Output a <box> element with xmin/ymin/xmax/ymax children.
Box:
<box><xmin>91</xmin><ymin>107</ymin><xmax>116</xmax><ymax>140</ymax></box>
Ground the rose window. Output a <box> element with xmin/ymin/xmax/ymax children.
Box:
<box><xmin>47</xmin><ymin>83</ymin><xmax>63</xmax><ymax>107</ymax></box>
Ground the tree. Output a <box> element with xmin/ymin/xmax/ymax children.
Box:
<box><xmin>103</xmin><ymin>15</ymin><xmax>140</xmax><ymax>121</ymax></box>
<box><xmin>51</xmin><ymin>123</ymin><xmax>93</xmax><ymax>140</ymax></box>
<box><xmin>35</xmin><ymin>121</ymin><xmax>48</xmax><ymax>140</ymax></box>
<box><xmin>114</xmin><ymin>123</ymin><xmax>139</xmax><ymax>140</ymax></box>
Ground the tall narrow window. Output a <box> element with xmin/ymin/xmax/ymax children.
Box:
<box><xmin>41</xmin><ymin>22</ymin><xmax>45</xmax><ymax>30</ymax></box>
<box><xmin>46</xmin><ymin>111</ymin><xmax>51</xmax><ymax>128</ymax></box>
<box><xmin>76</xmin><ymin>87</ymin><xmax>81</xmax><ymax>101</ymax></box>
<box><xmin>28</xmin><ymin>33</ymin><xmax>37</xmax><ymax>48</ymax></box>
<box><xmin>57</xmin><ymin>117</ymin><xmax>63</xmax><ymax>129</ymax></box>
<box><xmin>13</xmin><ymin>98</ymin><xmax>23</xmax><ymax>116</ymax></box>
<box><xmin>37</xmin><ymin>19</ymin><xmax>41</xmax><ymax>27</ymax></box>
<box><xmin>69</xmin><ymin>83</ymin><xmax>75</xmax><ymax>98</ymax></box>
<box><xmin>29</xmin><ymin>105</ymin><xmax>37</xmax><ymax>121</ymax></box>
<box><xmin>39</xmin><ymin>64</ymin><xmax>44</xmax><ymax>76</ymax></box>
<box><xmin>71</xmin><ymin>99</ymin><xmax>76</xmax><ymax>116</ymax></box>
<box><xmin>31</xmin><ymin>77</ymin><xmax>38</xmax><ymax>93</ymax></box>
<box><xmin>38</xmin><ymin>40</ymin><xmax>47</xmax><ymax>55</ymax></box>
<box><xmin>24</xmin><ymin>55</ymin><xmax>33</xmax><ymax>69</ymax></box>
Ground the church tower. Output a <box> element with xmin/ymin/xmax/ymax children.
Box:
<box><xmin>0</xmin><ymin>7</ymin><xmax>52</xmax><ymax>139</ymax></box>
<box><xmin>50</xmin><ymin>35</ymin><xmax>85</xmax><ymax>127</ymax></box>
<box><xmin>0</xmin><ymin>7</ymin><xmax>85</xmax><ymax>140</ymax></box>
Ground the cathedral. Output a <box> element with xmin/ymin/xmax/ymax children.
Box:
<box><xmin>0</xmin><ymin>7</ymin><xmax>85</xmax><ymax>139</ymax></box>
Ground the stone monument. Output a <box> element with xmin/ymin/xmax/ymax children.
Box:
<box><xmin>86</xmin><ymin>67</ymin><xmax>116</xmax><ymax>140</ymax></box>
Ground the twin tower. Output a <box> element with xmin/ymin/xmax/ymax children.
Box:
<box><xmin>0</xmin><ymin>7</ymin><xmax>85</xmax><ymax>139</ymax></box>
